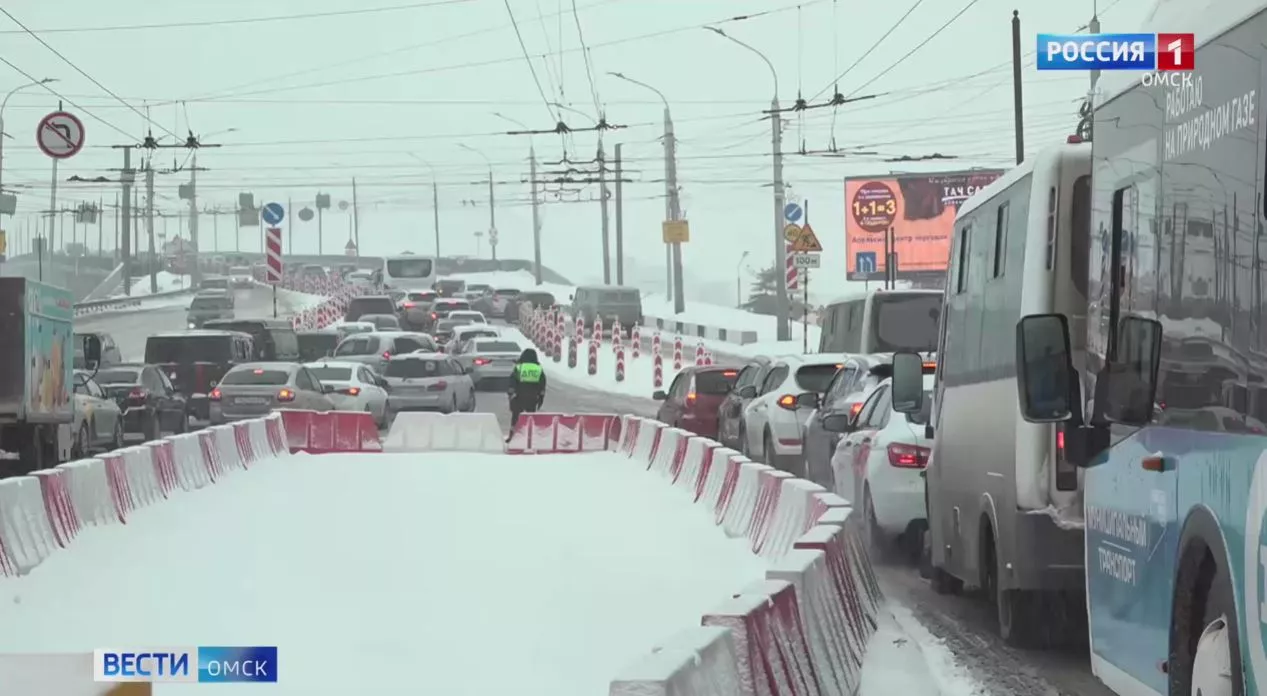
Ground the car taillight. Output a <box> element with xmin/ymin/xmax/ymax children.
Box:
<box><xmin>850</xmin><ymin>402</ymin><xmax>864</xmax><ymax>419</ymax></box>
<box><xmin>128</xmin><ymin>388</ymin><xmax>147</xmax><ymax>401</ymax></box>
<box><xmin>777</xmin><ymin>394</ymin><xmax>797</xmax><ymax>410</ymax></box>
<box><xmin>340</xmin><ymin>386</ymin><xmax>361</xmax><ymax>396</ymax></box>
<box><xmin>382</xmin><ymin>351</ymin><xmax>392</xmax><ymax>359</ymax></box>
<box><xmin>686</xmin><ymin>392</ymin><xmax>697</xmax><ymax>404</ymax></box>
<box><xmin>209</xmin><ymin>388</ymin><xmax>222</xmax><ymax>401</ymax></box>
<box><xmin>277</xmin><ymin>388</ymin><xmax>296</xmax><ymax>402</ymax></box>
<box><xmin>473</xmin><ymin>358</ymin><xmax>490</xmax><ymax>366</ymax></box>
<box><xmin>431</xmin><ymin>312</ymin><xmax>438</xmax><ymax>319</ymax></box>
<box><xmin>427</xmin><ymin>380</ymin><xmax>447</xmax><ymax>392</ymax></box>
<box><xmin>402</xmin><ymin>301</ymin><xmax>415</xmax><ymax>308</ymax></box>
<box><xmin>888</xmin><ymin>443</ymin><xmax>930</xmax><ymax>468</ymax></box>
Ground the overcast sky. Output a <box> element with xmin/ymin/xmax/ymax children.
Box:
<box><xmin>0</xmin><ymin>0</ymin><xmax>1155</xmax><ymax>298</ymax></box>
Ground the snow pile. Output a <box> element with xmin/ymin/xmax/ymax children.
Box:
<box><xmin>110</xmin><ymin>271</ymin><xmax>192</xmax><ymax>298</ymax></box>
<box><xmin>442</xmin><ymin>269</ymin><xmax>574</xmax><ymax>302</ymax></box>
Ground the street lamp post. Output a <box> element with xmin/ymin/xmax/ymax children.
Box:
<box><xmin>492</xmin><ymin>113</ymin><xmax>542</xmax><ymax>285</ymax></box>
<box><xmin>0</xmin><ymin>78</ymin><xmax>56</xmax><ymax>268</ymax></box>
<box><xmin>408</xmin><ymin>153</ymin><xmax>441</xmax><ymax>260</ymax></box>
<box><xmin>705</xmin><ymin>27</ymin><xmax>789</xmax><ymax>341</ymax></box>
<box><xmin>609</xmin><ymin>72</ymin><xmax>684</xmax><ymax>314</ymax></box>
<box><xmin>735</xmin><ymin>251</ymin><xmax>749</xmax><ymax>308</ymax></box>
<box><xmin>459</xmin><ymin>143</ymin><xmax>496</xmax><ymax>261</ymax></box>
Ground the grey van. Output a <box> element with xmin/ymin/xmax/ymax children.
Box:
<box><xmin>570</xmin><ymin>285</ymin><xmax>643</xmax><ymax>332</ymax></box>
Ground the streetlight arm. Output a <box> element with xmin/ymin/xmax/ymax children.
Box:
<box><xmin>459</xmin><ymin>143</ymin><xmax>491</xmax><ymax>169</ymax></box>
<box><xmin>704</xmin><ymin>28</ymin><xmax>778</xmax><ymax>98</ymax></box>
<box><xmin>1</xmin><ymin>78</ymin><xmax>55</xmax><ymax>117</ymax></box>
<box><xmin>607</xmin><ymin>72</ymin><xmax>669</xmax><ymax>110</ymax></box>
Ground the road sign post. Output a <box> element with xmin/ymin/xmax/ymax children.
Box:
<box><xmin>265</xmin><ymin>225</ymin><xmax>283</xmax><ymax>317</ymax></box>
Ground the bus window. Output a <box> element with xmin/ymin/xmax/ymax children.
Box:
<box><xmin>1070</xmin><ymin>175</ymin><xmax>1091</xmax><ymax>298</ymax></box>
<box><xmin>387</xmin><ymin>258</ymin><xmax>433</xmax><ymax>278</ymax></box>
<box><xmin>872</xmin><ymin>293</ymin><xmax>941</xmax><ymax>353</ymax></box>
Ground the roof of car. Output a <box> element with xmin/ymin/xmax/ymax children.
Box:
<box><xmin>150</xmin><ymin>329</ymin><xmax>251</xmax><ymax>339</ymax></box>
<box><xmin>352</xmin><ymin>295</ymin><xmax>394</xmax><ymax>301</ymax></box>
<box><xmin>230</xmin><ymin>361</ymin><xmax>299</xmax><ymax>372</ymax></box>
<box><xmin>297</xmin><ymin>329</ymin><xmax>338</xmax><ymax>336</ymax></box>
<box><xmin>363</xmin><ymin>331</ymin><xmax>433</xmax><ymax>339</ymax></box>
<box><xmin>306</xmin><ymin>360</ymin><xmax>365</xmax><ymax>370</ymax></box>
<box><xmin>392</xmin><ymin>351</ymin><xmax>447</xmax><ymax>360</ymax></box>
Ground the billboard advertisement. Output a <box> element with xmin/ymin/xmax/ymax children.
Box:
<box><xmin>844</xmin><ymin>169</ymin><xmax>1005</xmax><ymax>281</ymax></box>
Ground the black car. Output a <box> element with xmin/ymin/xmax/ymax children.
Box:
<box><xmin>201</xmin><ymin>318</ymin><xmax>300</xmax><ymax>362</ymax></box>
<box><xmin>506</xmin><ymin>291</ymin><xmax>556</xmax><ymax>323</ymax></box>
<box><xmin>297</xmin><ymin>330</ymin><xmax>339</xmax><ymax>361</ymax></box>
<box><xmin>345</xmin><ymin>295</ymin><xmax>398</xmax><ymax>322</ymax></box>
<box><xmin>92</xmin><ymin>363</ymin><xmax>190</xmax><ymax>440</ymax></box>
<box><xmin>145</xmin><ymin>330</ymin><xmax>256</xmax><ymax>421</ymax></box>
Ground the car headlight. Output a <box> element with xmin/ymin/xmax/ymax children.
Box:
<box><xmin>188</xmin><ymin>322</ymin><xmax>196</xmax><ymax>328</ymax></box>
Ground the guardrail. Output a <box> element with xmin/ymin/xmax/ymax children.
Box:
<box><xmin>72</xmin><ymin>287</ymin><xmax>196</xmax><ymax>318</ymax></box>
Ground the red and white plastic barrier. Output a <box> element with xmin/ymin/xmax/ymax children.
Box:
<box><xmin>606</xmin><ymin>414</ymin><xmax>882</xmax><ymax>696</ymax></box>
<box><xmin>382</xmin><ymin>412</ymin><xmax>504</xmax><ymax>452</ymax></box>
<box><xmin>505</xmin><ymin>413</ymin><xmax>621</xmax><ymax>454</ymax></box>
<box><xmin>0</xmin><ymin>412</ymin><xmax>291</xmax><ymax>578</ymax></box>
<box><xmin>673</xmin><ymin>336</ymin><xmax>683</xmax><ymax>371</ymax></box>
<box><xmin>277</xmin><ymin>410</ymin><xmax>383</xmax><ymax>454</ymax></box>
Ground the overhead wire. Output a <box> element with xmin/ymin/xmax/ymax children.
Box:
<box><xmin>840</xmin><ymin>0</ymin><xmax>982</xmax><ymax>101</ymax></box>
<box><xmin>0</xmin><ymin>7</ymin><xmax>179</xmax><ymax>139</ymax></box>
<box><xmin>502</xmin><ymin>0</ymin><xmax>560</xmax><ymax>123</ymax></box>
<box><xmin>0</xmin><ymin>55</ymin><xmax>140</xmax><ymax>141</ymax></box>
<box><xmin>809</xmin><ymin>0</ymin><xmax>927</xmax><ymax>102</ymax></box>
<box><xmin>569</xmin><ymin>0</ymin><xmax>603</xmax><ymax>117</ymax></box>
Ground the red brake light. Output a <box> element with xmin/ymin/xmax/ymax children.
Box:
<box><xmin>277</xmin><ymin>388</ymin><xmax>296</xmax><ymax>402</ymax></box>
<box><xmin>888</xmin><ymin>443</ymin><xmax>930</xmax><ymax>468</ymax></box>
<box><xmin>403</xmin><ymin>301</ymin><xmax>415</xmax><ymax>308</ymax></box>
<box><xmin>473</xmin><ymin>358</ymin><xmax>490</xmax><ymax>366</ymax></box>
<box><xmin>850</xmin><ymin>402</ymin><xmax>864</xmax><ymax>418</ymax></box>
<box><xmin>686</xmin><ymin>392</ymin><xmax>697</xmax><ymax>404</ymax></box>
<box><xmin>382</xmin><ymin>351</ymin><xmax>392</xmax><ymax>359</ymax></box>
<box><xmin>923</xmin><ymin>362</ymin><xmax>936</xmax><ymax>370</ymax></box>
<box><xmin>253</xmin><ymin>369</ymin><xmax>264</xmax><ymax>375</ymax></box>
<box><xmin>1066</xmin><ymin>134</ymin><xmax>1083</xmax><ymax>144</ymax></box>
<box><xmin>128</xmin><ymin>388</ymin><xmax>147</xmax><ymax>401</ymax></box>
<box><xmin>431</xmin><ymin>312</ymin><xmax>438</xmax><ymax>319</ymax></box>
<box><xmin>341</xmin><ymin>386</ymin><xmax>361</xmax><ymax>396</ymax></box>
<box><xmin>427</xmin><ymin>380</ymin><xmax>448</xmax><ymax>391</ymax></box>
<box><xmin>777</xmin><ymin>394</ymin><xmax>797</xmax><ymax>410</ymax></box>
<box><xmin>209</xmin><ymin>388</ymin><xmax>222</xmax><ymax>401</ymax></box>
<box><xmin>722</xmin><ymin>370</ymin><xmax>737</xmax><ymax>377</ymax></box>
<box><xmin>1056</xmin><ymin>429</ymin><xmax>1065</xmax><ymax>452</ymax></box>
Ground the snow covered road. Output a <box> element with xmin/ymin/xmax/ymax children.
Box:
<box><xmin>0</xmin><ymin>451</ymin><xmax>766</xmax><ymax>696</ymax></box>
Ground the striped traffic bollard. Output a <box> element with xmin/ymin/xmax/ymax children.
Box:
<box><xmin>631</xmin><ymin>325</ymin><xmax>641</xmax><ymax>359</ymax></box>
<box><xmin>587</xmin><ymin>338</ymin><xmax>598</xmax><ymax>375</ymax></box>
<box><xmin>653</xmin><ymin>350</ymin><xmax>663</xmax><ymax>389</ymax></box>
<box><xmin>567</xmin><ymin>332</ymin><xmax>578</xmax><ymax>368</ymax></box>
<box><xmin>553</xmin><ymin>314</ymin><xmax>563</xmax><ymax>362</ymax></box>
<box><xmin>612</xmin><ymin>322</ymin><xmax>623</xmax><ymax>357</ymax></box>
<box><xmin>592</xmin><ymin>316</ymin><xmax>602</xmax><ymax>346</ymax></box>
<box><xmin>695</xmin><ymin>340</ymin><xmax>705</xmax><ymax>367</ymax></box>
<box><xmin>575</xmin><ymin>316</ymin><xmax>584</xmax><ymax>349</ymax></box>
<box><xmin>703</xmin><ymin>351</ymin><xmax>713</xmax><ymax>366</ymax></box>
<box><xmin>673</xmin><ymin>336</ymin><xmax>683</xmax><ymax>371</ymax></box>
<box><xmin>652</xmin><ymin>330</ymin><xmax>661</xmax><ymax>359</ymax></box>
<box><xmin>615</xmin><ymin>346</ymin><xmax>626</xmax><ymax>382</ymax></box>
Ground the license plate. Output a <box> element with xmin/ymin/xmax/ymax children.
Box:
<box><xmin>235</xmin><ymin>397</ymin><xmax>268</xmax><ymax>405</ymax></box>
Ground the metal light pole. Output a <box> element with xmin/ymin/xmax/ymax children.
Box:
<box><xmin>706</xmin><ymin>27</ymin><xmax>789</xmax><ymax>340</ymax></box>
<box><xmin>409</xmin><ymin>153</ymin><xmax>442</xmax><ymax>260</ymax></box>
<box><xmin>735</xmin><ymin>251</ymin><xmax>749</xmax><ymax>307</ymax></box>
<box><xmin>460</xmin><ymin>143</ymin><xmax>497</xmax><ymax>261</ymax></box>
<box><xmin>0</xmin><ymin>78</ymin><xmax>56</xmax><ymax>228</ymax></box>
<box><xmin>609</xmin><ymin>71</ymin><xmax>684</xmax><ymax>313</ymax></box>
<box><xmin>493</xmin><ymin>113</ymin><xmax>543</xmax><ymax>285</ymax></box>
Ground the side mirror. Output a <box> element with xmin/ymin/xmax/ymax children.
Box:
<box><xmin>890</xmin><ymin>351</ymin><xmax>925</xmax><ymax>413</ymax></box>
<box><xmin>1096</xmin><ymin>315</ymin><xmax>1163</xmax><ymax>426</ymax></box>
<box><xmin>322</xmin><ymin>384</ymin><xmax>335</xmax><ymax>394</ymax></box>
<box><xmin>821</xmin><ymin>413</ymin><xmax>855</xmax><ymax>433</ymax></box>
<box><xmin>738</xmin><ymin>385</ymin><xmax>758</xmax><ymax>399</ymax></box>
<box><xmin>82</xmin><ymin>335</ymin><xmax>102</xmax><ymax>367</ymax></box>
<box><xmin>1015</xmin><ymin>314</ymin><xmax>1076</xmax><ymax>423</ymax></box>
<box><xmin>794</xmin><ymin>392</ymin><xmax>819</xmax><ymax>409</ymax></box>
<box><xmin>652</xmin><ymin>390</ymin><xmax>668</xmax><ymax>401</ymax></box>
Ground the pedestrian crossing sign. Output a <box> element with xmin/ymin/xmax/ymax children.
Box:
<box><xmin>789</xmin><ymin>223</ymin><xmax>823</xmax><ymax>252</ymax></box>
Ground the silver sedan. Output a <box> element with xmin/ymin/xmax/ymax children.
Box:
<box><xmin>383</xmin><ymin>353</ymin><xmax>476</xmax><ymax>416</ymax></box>
<box><xmin>452</xmin><ymin>338</ymin><xmax>523</xmax><ymax>390</ymax></box>
<box><xmin>211</xmin><ymin>362</ymin><xmax>335</xmax><ymax>424</ymax></box>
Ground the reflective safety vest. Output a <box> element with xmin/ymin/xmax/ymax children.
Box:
<box><xmin>516</xmin><ymin>362</ymin><xmax>543</xmax><ymax>383</ymax></box>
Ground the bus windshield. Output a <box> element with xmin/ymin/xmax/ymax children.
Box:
<box><xmin>873</xmin><ymin>293</ymin><xmax>941</xmax><ymax>353</ymax></box>
<box><xmin>387</xmin><ymin>258</ymin><xmax>433</xmax><ymax>277</ymax></box>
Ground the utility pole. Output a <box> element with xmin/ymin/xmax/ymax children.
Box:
<box><xmin>598</xmin><ymin>139</ymin><xmax>612</xmax><ymax>284</ymax></box>
<box><xmin>771</xmin><ymin>101</ymin><xmax>789</xmax><ymax>339</ymax></box>
<box><xmin>117</xmin><ymin>146</ymin><xmax>135</xmax><ymax>293</ymax></box>
<box><xmin>529</xmin><ymin>145</ymin><xmax>542</xmax><ymax>285</ymax></box>
<box><xmin>665</xmin><ymin>111</ymin><xmax>684</xmax><ymax>313</ymax></box>
<box><xmin>1011</xmin><ymin>10</ymin><xmax>1025</xmax><ymax>165</ymax></box>
<box><xmin>614</xmin><ymin>143</ymin><xmax>624</xmax><ymax>286</ymax></box>
<box><xmin>351</xmin><ymin>178</ymin><xmax>361</xmax><ymax>256</ymax></box>
<box><xmin>97</xmin><ymin>196</ymin><xmax>104</xmax><ymax>257</ymax></box>
<box><xmin>487</xmin><ymin>174</ymin><xmax>497</xmax><ymax>262</ymax></box>
<box><xmin>287</xmin><ymin>198</ymin><xmax>293</xmax><ymax>255</ymax></box>
<box><xmin>145</xmin><ymin>160</ymin><xmax>157</xmax><ymax>294</ymax></box>
<box><xmin>188</xmin><ymin>151</ymin><xmax>201</xmax><ymax>285</ymax></box>
<box><xmin>431</xmin><ymin>178</ymin><xmax>441</xmax><ymax>259</ymax></box>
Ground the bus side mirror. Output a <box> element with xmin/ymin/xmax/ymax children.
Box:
<box><xmin>890</xmin><ymin>351</ymin><xmax>924</xmax><ymax>413</ymax></box>
<box><xmin>1097</xmin><ymin>315</ymin><xmax>1163</xmax><ymax>427</ymax></box>
<box><xmin>1015</xmin><ymin>314</ymin><xmax>1076</xmax><ymax>423</ymax></box>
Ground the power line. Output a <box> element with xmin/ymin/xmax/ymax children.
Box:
<box><xmin>809</xmin><ymin>0</ymin><xmax>927</xmax><ymax>102</ymax></box>
<box><xmin>569</xmin><ymin>0</ymin><xmax>603</xmax><ymax>116</ymax></box>
<box><xmin>503</xmin><ymin>0</ymin><xmax>561</xmax><ymax>124</ymax></box>
<box><xmin>0</xmin><ymin>0</ymin><xmax>473</xmax><ymax>35</ymax></box>
<box><xmin>0</xmin><ymin>7</ymin><xmax>178</xmax><ymax>139</ymax></box>
<box><xmin>840</xmin><ymin>0</ymin><xmax>982</xmax><ymax>101</ymax></box>
<box><xmin>0</xmin><ymin>55</ymin><xmax>139</xmax><ymax>140</ymax></box>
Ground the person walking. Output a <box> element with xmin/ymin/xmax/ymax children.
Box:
<box><xmin>507</xmin><ymin>347</ymin><xmax>547</xmax><ymax>441</ymax></box>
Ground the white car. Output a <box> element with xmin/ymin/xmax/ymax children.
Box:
<box><xmin>447</xmin><ymin>324</ymin><xmax>501</xmax><ymax>354</ymax></box>
<box><xmin>828</xmin><ymin>372</ymin><xmax>934</xmax><ymax>558</ymax></box>
<box><xmin>447</xmin><ymin>310</ymin><xmax>487</xmax><ymax>324</ymax></box>
<box><xmin>306</xmin><ymin>360</ymin><xmax>390</xmax><ymax>427</ymax></box>
<box><xmin>740</xmin><ymin>354</ymin><xmax>848</xmax><ymax>473</ymax></box>
<box><xmin>71</xmin><ymin>370</ymin><xmax>124</xmax><ymax>457</ymax></box>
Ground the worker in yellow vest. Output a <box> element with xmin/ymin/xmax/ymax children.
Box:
<box><xmin>507</xmin><ymin>347</ymin><xmax>547</xmax><ymax>439</ymax></box>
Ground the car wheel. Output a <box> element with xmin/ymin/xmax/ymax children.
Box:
<box><xmin>449</xmin><ymin>395</ymin><xmax>458</xmax><ymax>414</ymax></box>
<box><xmin>738</xmin><ymin>426</ymin><xmax>749</xmax><ymax>457</ymax></box>
<box><xmin>763</xmin><ymin>431</ymin><xmax>776</xmax><ymax>468</ymax></box>
<box><xmin>73</xmin><ymin>421</ymin><xmax>90</xmax><ymax>459</ymax></box>
<box><xmin>111</xmin><ymin>421</ymin><xmax>125</xmax><ymax>451</ymax></box>
<box><xmin>146</xmin><ymin>411</ymin><xmax>161</xmax><ymax>441</ymax></box>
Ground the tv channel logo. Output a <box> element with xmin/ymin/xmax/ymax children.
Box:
<box><xmin>1037</xmin><ymin>33</ymin><xmax>1194</xmax><ymax>71</ymax></box>
<box><xmin>95</xmin><ymin>646</ymin><xmax>277</xmax><ymax>683</ymax></box>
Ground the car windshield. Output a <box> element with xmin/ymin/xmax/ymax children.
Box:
<box><xmin>696</xmin><ymin>370</ymin><xmax>740</xmax><ymax>395</ymax></box>
<box><xmin>436</xmin><ymin>301</ymin><xmax>470</xmax><ymax>313</ymax></box>
<box><xmin>145</xmin><ymin>336</ymin><xmax>231</xmax><ymax>364</ymax></box>
<box><xmin>474</xmin><ymin>341</ymin><xmax>520</xmax><ymax>353</ymax></box>
<box><xmin>873</xmin><ymin>293</ymin><xmax>941</xmax><ymax>353</ymax></box>
<box><xmin>308</xmin><ymin>366</ymin><xmax>353</xmax><ymax>381</ymax></box>
<box><xmin>229</xmin><ymin>267</ymin><xmax>250</xmax><ymax>276</ymax></box>
<box><xmin>407</xmin><ymin>292</ymin><xmax>437</xmax><ymax>301</ymax></box>
<box><xmin>385</xmin><ymin>359</ymin><xmax>448</xmax><ymax>378</ymax></box>
<box><xmin>201</xmin><ymin>278</ymin><xmax>228</xmax><ymax>289</ymax></box>
<box><xmin>222</xmin><ymin>369</ymin><xmax>290</xmax><ymax>386</ymax></box>
<box><xmin>449</xmin><ymin>312</ymin><xmax>483</xmax><ymax>322</ymax></box>
<box><xmin>351</xmin><ymin>298</ymin><xmax>395</xmax><ymax>314</ymax></box>
<box><xmin>298</xmin><ymin>333</ymin><xmax>338</xmax><ymax>359</ymax></box>
<box><xmin>796</xmin><ymin>364</ymin><xmax>843</xmax><ymax>393</ymax></box>
<box><xmin>191</xmin><ymin>296</ymin><xmax>231</xmax><ymax>310</ymax></box>
<box><xmin>366</xmin><ymin>315</ymin><xmax>400</xmax><ymax>328</ymax></box>
<box><xmin>494</xmin><ymin>289</ymin><xmax>520</xmax><ymax>297</ymax></box>
<box><xmin>436</xmin><ymin>320</ymin><xmax>465</xmax><ymax>332</ymax></box>
<box><xmin>94</xmin><ymin>368</ymin><xmax>140</xmax><ymax>385</ymax></box>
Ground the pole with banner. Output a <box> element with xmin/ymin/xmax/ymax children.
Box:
<box><xmin>788</xmin><ymin>201</ymin><xmax>822</xmax><ymax>354</ymax></box>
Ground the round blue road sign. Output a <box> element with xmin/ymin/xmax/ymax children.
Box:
<box><xmin>784</xmin><ymin>202</ymin><xmax>803</xmax><ymax>223</ymax></box>
<box><xmin>262</xmin><ymin>202</ymin><xmax>285</xmax><ymax>226</ymax></box>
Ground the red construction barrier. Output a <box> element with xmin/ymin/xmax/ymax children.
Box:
<box><xmin>100</xmin><ymin>452</ymin><xmax>135</xmax><ymax>524</ymax></box>
<box><xmin>701</xmin><ymin>580</ymin><xmax>820</xmax><ymax>696</ymax></box>
<box><xmin>33</xmin><ymin>470</ymin><xmax>79</xmax><ymax>548</ymax></box>
<box><xmin>148</xmin><ymin>440</ymin><xmax>179</xmax><ymax>497</ymax></box>
<box><xmin>277</xmin><ymin>409</ymin><xmax>383</xmax><ymax>454</ymax></box>
<box><xmin>505</xmin><ymin>413</ymin><xmax>621</xmax><ymax>454</ymax></box>
<box><xmin>233</xmin><ymin>421</ymin><xmax>257</xmax><ymax>467</ymax></box>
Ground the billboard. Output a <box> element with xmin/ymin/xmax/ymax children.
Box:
<box><xmin>844</xmin><ymin>169</ymin><xmax>1005</xmax><ymax>281</ymax></box>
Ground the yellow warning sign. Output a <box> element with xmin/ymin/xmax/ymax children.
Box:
<box><xmin>789</xmin><ymin>222</ymin><xmax>823</xmax><ymax>252</ymax></box>
<box><xmin>662</xmin><ymin>220</ymin><xmax>690</xmax><ymax>244</ymax></box>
